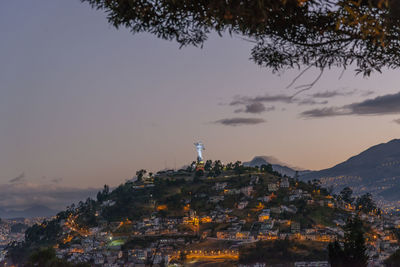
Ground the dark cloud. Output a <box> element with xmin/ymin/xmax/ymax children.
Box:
<box><xmin>9</xmin><ymin>173</ymin><xmax>26</xmax><ymax>183</ymax></box>
<box><xmin>252</xmin><ymin>94</ymin><xmax>293</xmax><ymax>103</ymax></box>
<box><xmin>300</xmin><ymin>107</ymin><xmax>346</xmax><ymax>118</ymax></box>
<box><xmin>230</xmin><ymin>94</ymin><xmax>293</xmax><ymax>106</ymax></box>
<box><xmin>301</xmin><ymin>92</ymin><xmax>400</xmax><ymax>118</ymax></box>
<box><xmin>297</xmin><ymin>99</ymin><xmax>328</xmax><ymax>106</ymax></box>
<box><xmin>0</xmin><ymin>183</ymin><xmax>100</xmax><ymax>210</ymax></box>
<box><xmin>311</xmin><ymin>90</ymin><xmax>356</xmax><ymax>98</ymax></box>
<box><xmin>230</xmin><ymin>93</ymin><xmax>329</xmax><ymax>109</ymax></box>
<box><xmin>215</xmin><ymin>117</ymin><xmax>266</xmax><ymax>126</ymax></box>
<box><xmin>244</xmin><ymin>102</ymin><xmax>266</xmax><ymax>113</ymax></box>
<box><xmin>234</xmin><ymin>102</ymin><xmax>275</xmax><ymax>114</ymax></box>
<box><xmin>394</xmin><ymin>119</ymin><xmax>400</xmax><ymax>124</ymax></box>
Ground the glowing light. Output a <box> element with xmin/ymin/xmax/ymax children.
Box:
<box><xmin>194</xmin><ymin>142</ymin><xmax>205</xmax><ymax>162</ymax></box>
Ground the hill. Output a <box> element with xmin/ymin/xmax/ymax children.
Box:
<box><xmin>244</xmin><ymin>156</ymin><xmax>311</xmax><ymax>177</ymax></box>
<box><xmin>0</xmin><ymin>205</ymin><xmax>57</xmax><ymax>219</ymax></box>
<box><xmin>300</xmin><ymin>139</ymin><xmax>400</xmax><ymax>202</ymax></box>
<box><xmin>6</xmin><ymin>162</ymin><xmax>352</xmax><ymax>266</ymax></box>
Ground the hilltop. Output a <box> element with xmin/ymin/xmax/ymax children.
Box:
<box><xmin>5</xmin><ymin>161</ymin><xmax>398</xmax><ymax>266</ymax></box>
<box><xmin>244</xmin><ymin>156</ymin><xmax>311</xmax><ymax>177</ymax></box>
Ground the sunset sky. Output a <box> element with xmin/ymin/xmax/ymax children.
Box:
<box><xmin>2</xmin><ymin>0</ymin><xmax>400</xmax><ymax>196</ymax></box>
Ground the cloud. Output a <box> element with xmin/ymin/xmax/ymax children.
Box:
<box><xmin>214</xmin><ymin>117</ymin><xmax>266</xmax><ymax>126</ymax></box>
<box><xmin>311</xmin><ymin>90</ymin><xmax>356</xmax><ymax>98</ymax></box>
<box><xmin>51</xmin><ymin>177</ymin><xmax>63</xmax><ymax>184</ymax></box>
<box><xmin>297</xmin><ymin>99</ymin><xmax>328</xmax><ymax>106</ymax></box>
<box><xmin>0</xmin><ymin>182</ymin><xmax>100</xmax><ymax>210</ymax></box>
<box><xmin>394</xmin><ymin>119</ymin><xmax>400</xmax><ymax>124</ymax></box>
<box><xmin>301</xmin><ymin>92</ymin><xmax>400</xmax><ymax>118</ymax></box>
<box><xmin>244</xmin><ymin>102</ymin><xmax>267</xmax><ymax>113</ymax></box>
<box><xmin>234</xmin><ymin>102</ymin><xmax>276</xmax><ymax>114</ymax></box>
<box><xmin>230</xmin><ymin>93</ymin><xmax>329</xmax><ymax>109</ymax></box>
<box><xmin>230</xmin><ymin>94</ymin><xmax>292</xmax><ymax>106</ymax></box>
<box><xmin>300</xmin><ymin>107</ymin><xmax>347</xmax><ymax>118</ymax></box>
<box><xmin>9</xmin><ymin>173</ymin><xmax>26</xmax><ymax>183</ymax></box>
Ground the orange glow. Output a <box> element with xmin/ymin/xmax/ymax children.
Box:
<box><xmin>201</xmin><ymin>216</ymin><xmax>212</xmax><ymax>223</ymax></box>
<box><xmin>183</xmin><ymin>204</ymin><xmax>190</xmax><ymax>211</ymax></box>
<box><xmin>70</xmin><ymin>248</ymin><xmax>84</xmax><ymax>254</ymax></box>
<box><xmin>254</xmin><ymin>202</ymin><xmax>264</xmax><ymax>211</ymax></box>
<box><xmin>63</xmin><ymin>235</ymin><xmax>73</xmax><ymax>244</ymax></box>
<box><xmin>157</xmin><ymin>204</ymin><xmax>167</xmax><ymax>211</ymax></box>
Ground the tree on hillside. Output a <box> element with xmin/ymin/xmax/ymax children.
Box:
<box><xmin>233</xmin><ymin>161</ymin><xmax>243</xmax><ymax>174</ymax></box>
<box><xmin>385</xmin><ymin>249</ymin><xmax>400</xmax><ymax>267</ymax></box>
<box><xmin>136</xmin><ymin>169</ymin><xmax>147</xmax><ymax>182</ymax></box>
<box><xmin>26</xmin><ymin>247</ymin><xmax>90</xmax><ymax>267</ymax></box>
<box><xmin>328</xmin><ymin>216</ymin><xmax>368</xmax><ymax>267</ymax></box>
<box><xmin>204</xmin><ymin>160</ymin><xmax>213</xmax><ymax>171</ymax></box>
<box><xmin>96</xmin><ymin>184</ymin><xmax>110</xmax><ymax>202</ymax></box>
<box><xmin>212</xmin><ymin>160</ymin><xmax>223</xmax><ymax>176</ymax></box>
<box><xmin>260</xmin><ymin>164</ymin><xmax>273</xmax><ymax>173</ymax></box>
<box><xmin>340</xmin><ymin>187</ymin><xmax>354</xmax><ymax>204</ymax></box>
<box><xmin>82</xmin><ymin>0</ymin><xmax>400</xmax><ymax>78</ymax></box>
<box><xmin>355</xmin><ymin>193</ymin><xmax>376</xmax><ymax>213</ymax></box>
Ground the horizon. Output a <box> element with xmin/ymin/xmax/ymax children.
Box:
<box><xmin>2</xmin><ymin>1</ymin><xmax>400</xmax><ymax>210</ymax></box>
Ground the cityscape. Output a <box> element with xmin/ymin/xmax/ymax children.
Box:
<box><xmin>3</xmin><ymin>0</ymin><xmax>400</xmax><ymax>266</ymax></box>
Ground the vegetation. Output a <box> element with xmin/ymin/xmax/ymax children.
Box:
<box><xmin>328</xmin><ymin>216</ymin><xmax>368</xmax><ymax>267</ymax></box>
<box><xmin>25</xmin><ymin>247</ymin><xmax>90</xmax><ymax>267</ymax></box>
<box><xmin>5</xmin><ymin>161</ymin><xmax>361</xmax><ymax>265</ymax></box>
<box><xmin>355</xmin><ymin>193</ymin><xmax>377</xmax><ymax>213</ymax></box>
<box><xmin>239</xmin><ymin>240</ymin><xmax>327</xmax><ymax>264</ymax></box>
<box><xmin>82</xmin><ymin>0</ymin><xmax>400</xmax><ymax>77</ymax></box>
<box><xmin>384</xmin><ymin>248</ymin><xmax>400</xmax><ymax>267</ymax></box>
<box><xmin>340</xmin><ymin>187</ymin><xmax>355</xmax><ymax>204</ymax></box>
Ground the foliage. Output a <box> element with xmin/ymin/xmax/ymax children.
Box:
<box><xmin>328</xmin><ymin>216</ymin><xmax>368</xmax><ymax>267</ymax></box>
<box><xmin>355</xmin><ymin>193</ymin><xmax>376</xmax><ymax>213</ymax></box>
<box><xmin>26</xmin><ymin>247</ymin><xmax>90</xmax><ymax>267</ymax></box>
<box><xmin>10</xmin><ymin>223</ymin><xmax>28</xmax><ymax>233</ymax></box>
<box><xmin>81</xmin><ymin>0</ymin><xmax>400</xmax><ymax>76</ymax></box>
<box><xmin>239</xmin><ymin>240</ymin><xmax>327</xmax><ymax>264</ymax></box>
<box><xmin>96</xmin><ymin>184</ymin><xmax>110</xmax><ymax>202</ymax></box>
<box><xmin>384</xmin><ymin>249</ymin><xmax>400</xmax><ymax>267</ymax></box>
<box><xmin>340</xmin><ymin>187</ymin><xmax>354</xmax><ymax>204</ymax></box>
<box><xmin>136</xmin><ymin>169</ymin><xmax>147</xmax><ymax>182</ymax></box>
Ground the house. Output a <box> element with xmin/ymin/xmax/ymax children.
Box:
<box><xmin>268</xmin><ymin>183</ymin><xmax>278</xmax><ymax>192</ymax></box>
<box><xmin>240</xmin><ymin>186</ymin><xmax>254</xmax><ymax>197</ymax></box>
<box><xmin>209</xmin><ymin>196</ymin><xmax>224</xmax><ymax>203</ymax></box>
<box><xmin>259</xmin><ymin>209</ymin><xmax>271</xmax><ymax>222</ymax></box>
<box><xmin>214</xmin><ymin>182</ymin><xmax>228</xmax><ymax>190</ymax></box>
<box><xmin>291</xmin><ymin>222</ymin><xmax>301</xmax><ymax>233</ymax></box>
<box><xmin>238</xmin><ymin>201</ymin><xmax>249</xmax><ymax>210</ymax></box>
<box><xmin>280</xmin><ymin>178</ymin><xmax>289</xmax><ymax>188</ymax></box>
<box><xmin>270</xmin><ymin>207</ymin><xmax>281</xmax><ymax>214</ymax></box>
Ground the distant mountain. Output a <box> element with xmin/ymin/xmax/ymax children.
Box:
<box><xmin>0</xmin><ymin>205</ymin><xmax>58</xmax><ymax>219</ymax></box>
<box><xmin>300</xmin><ymin>139</ymin><xmax>400</xmax><ymax>202</ymax></box>
<box><xmin>244</xmin><ymin>156</ymin><xmax>311</xmax><ymax>177</ymax></box>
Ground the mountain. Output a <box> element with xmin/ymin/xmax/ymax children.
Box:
<box><xmin>300</xmin><ymin>139</ymin><xmax>400</xmax><ymax>202</ymax></box>
<box><xmin>243</xmin><ymin>156</ymin><xmax>311</xmax><ymax>177</ymax></box>
<box><xmin>0</xmin><ymin>205</ymin><xmax>58</xmax><ymax>219</ymax></box>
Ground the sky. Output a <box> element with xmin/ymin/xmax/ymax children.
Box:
<box><xmin>2</xmin><ymin>0</ymin><xmax>400</xmax><ymax>209</ymax></box>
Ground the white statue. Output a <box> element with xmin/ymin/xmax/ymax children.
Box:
<box><xmin>194</xmin><ymin>142</ymin><xmax>205</xmax><ymax>162</ymax></box>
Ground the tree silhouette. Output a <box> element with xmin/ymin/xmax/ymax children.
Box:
<box><xmin>82</xmin><ymin>0</ymin><xmax>400</xmax><ymax>76</ymax></box>
<box><xmin>340</xmin><ymin>187</ymin><xmax>354</xmax><ymax>204</ymax></box>
<box><xmin>328</xmin><ymin>216</ymin><xmax>368</xmax><ymax>267</ymax></box>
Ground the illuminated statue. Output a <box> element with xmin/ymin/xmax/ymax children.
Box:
<box><xmin>194</xmin><ymin>142</ymin><xmax>205</xmax><ymax>163</ymax></box>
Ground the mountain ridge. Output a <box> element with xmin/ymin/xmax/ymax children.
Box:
<box><xmin>300</xmin><ymin>138</ymin><xmax>400</xmax><ymax>202</ymax></box>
